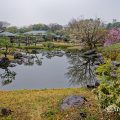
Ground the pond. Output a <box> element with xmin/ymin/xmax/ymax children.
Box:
<box><xmin>0</xmin><ymin>50</ymin><xmax>101</xmax><ymax>90</ymax></box>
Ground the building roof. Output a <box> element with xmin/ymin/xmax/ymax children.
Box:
<box><xmin>0</xmin><ymin>32</ymin><xmax>16</xmax><ymax>37</ymax></box>
<box><xmin>24</xmin><ymin>30</ymin><xmax>47</xmax><ymax>36</ymax></box>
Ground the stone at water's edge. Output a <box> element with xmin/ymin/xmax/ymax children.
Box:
<box><xmin>9</xmin><ymin>63</ymin><xmax>16</xmax><ymax>67</ymax></box>
<box><xmin>0</xmin><ymin>57</ymin><xmax>10</xmax><ymax>68</ymax></box>
<box><xmin>83</xmin><ymin>49</ymin><xmax>96</xmax><ymax>56</ymax></box>
<box><xmin>61</xmin><ymin>95</ymin><xmax>87</xmax><ymax>110</ymax></box>
<box><xmin>13</xmin><ymin>52</ymin><xmax>23</xmax><ymax>59</ymax></box>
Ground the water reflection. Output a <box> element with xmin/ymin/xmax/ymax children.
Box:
<box><xmin>0</xmin><ymin>58</ymin><xmax>16</xmax><ymax>86</ymax></box>
<box><xmin>66</xmin><ymin>50</ymin><xmax>102</xmax><ymax>86</ymax></box>
<box><xmin>0</xmin><ymin>50</ymin><xmax>103</xmax><ymax>89</ymax></box>
<box><xmin>35</xmin><ymin>54</ymin><xmax>42</xmax><ymax>66</ymax></box>
<box><xmin>0</xmin><ymin>50</ymin><xmax>65</xmax><ymax>87</ymax></box>
<box><xmin>0</xmin><ymin>68</ymin><xmax>16</xmax><ymax>86</ymax></box>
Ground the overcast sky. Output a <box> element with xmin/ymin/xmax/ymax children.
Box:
<box><xmin>0</xmin><ymin>0</ymin><xmax>120</xmax><ymax>27</ymax></box>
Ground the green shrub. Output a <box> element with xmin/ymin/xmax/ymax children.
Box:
<box><xmin>42</xmin><ymin>42</ymin><xmax>54</xmax><ymax>48</ymax></box>
<box><xmin>95</xmin><ymin>60</ymin><xmax>120</xmax><ymax>112</ymax></box>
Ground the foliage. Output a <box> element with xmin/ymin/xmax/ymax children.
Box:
<box><xmin>7</xmin><ymin>23</ymin><xmax>63</xmax><ymax>34</ymax></box>
<box><xmin>48</xmin><ymin>23</ymin><xmax>63</xmax><ymax>32</ymax></box>
<box><xmin>31</xmin><ymin>24</ymin><xmax>49</xmax><ymax>31</ymax></box>
<box><xmin>95</xmin><ymin>61</ymin><xmax>120</xmax><ymax>112</ymax></box>
<box><xmin>67</xmin><ymin>18</ymin><xmax>107</xmax><ymax>49</ymax></box>
<box><xmin>99</xmin><ymin>43</ymin><xmax>120</xmax><ymax>61</ymax></box>
<box><xmin>107</xmin><ymin>21</ymin><xmax>120</xmax><ymax>29</ymax></box>
<box><xmin>104</xmin><ymin>28</ymin><xmax>120</xmax><ymax>46</ymax></box>
<box><xmin>43</xmin><ymin>42</ymin><xmax>54</xmax><ymax>48</ymax></box>
<box><xmin>18</xmin><ymin>26</ymin><xmax>32</xmax><ymax>33</ymax></box>
<box><xmin>0</xmin><ymin>37</ymin><xmax>11</xmax><ymax>47</ymax></box>
<box><xmin>6</xmin><ymin>26</ymin><xmax>18</xmax><ymax>33</ymax></box>
<box><xmin>0</xmin><ymin>37</ymin><xmax>12</xmax><ymax>57</ymax></box>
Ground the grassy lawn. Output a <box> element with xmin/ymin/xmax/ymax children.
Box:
<box><xmin>0</xmin><ymin>88</ymin><xmax>101</xmax><ymax>120</ymax></box>
<box><xmin>0</xmin><ymin>54</ymin><xmax>14</xmax><ymax>60</ymax></box>
<box><xmin>15</xmin><ymin>42</ymin><xmax>80</xmax><ymax>51</ymax></box>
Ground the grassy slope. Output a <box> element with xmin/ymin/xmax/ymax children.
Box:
<box><xmin>0</xmin><ymin>88</ymin><xmax>101</xmax><ymax>120</ymax></box>
<box><xmin>99</xmin><ymin>43</ymin><xmax>120</xmax><ymax>52</ymax></box>
<box><xmin>98</xmin><ymin>43</ymin><xmax>120</xmax><ymax>61</ymax></box>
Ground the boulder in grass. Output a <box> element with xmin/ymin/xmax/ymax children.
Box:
<box><xmin>61</xmin><ymin>95</ymin><xmax>87</xmax><ymax>110</ymax></box>
<box><xmin>104</xmin><ymin>104</ymin><xmax>120</xmax><ymax>113</ymax></box>
<box><xmin>80</xmin><ymin>112</ymin><xmax>87</xmax><ymax>118</ymax></box>
<box><xmin>112</xmin><ymin>61</ymin><xmax>120</xmax><ymax>67</ymax></box>
<box><xmin>1</xmin><ymin>108</ymin><xmax>13</xmax><ymax>116</ymax></box>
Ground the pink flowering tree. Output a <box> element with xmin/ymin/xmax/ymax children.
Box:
<box><xmin>104</xmin><ymin>28</ymin><xmax>120</xmax><ymax>46</ymax></box>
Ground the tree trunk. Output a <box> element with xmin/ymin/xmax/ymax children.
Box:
<box><xmin>5</xmin><ymin>45</ymin><xmax>8</xmax><ymax>57</ymax></box>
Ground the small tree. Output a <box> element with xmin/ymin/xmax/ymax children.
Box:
<box><xmin>67</xmin><ymin>18</ymin><xmax>107</xmax><ymax>49</ymax></box>
<box><xmin>0</xmin><ymin>37</ymin><xmax>12</xmax><ymax>57</ymax></box>
<box><xmin>6</xmin><ymin>26</ymin><xmax>18</xmax><ymax>33</ymax></box>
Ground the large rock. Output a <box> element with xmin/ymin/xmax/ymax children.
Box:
<box><xmin>1</xmin><ymin>108</ymin><xmax>13</xmax><ymax>116</ymax></box>
<box><xmin>104</xmin><ymin>104</ymin><xmax>120</xmax><ymax>113</ymax></box>
<box><xmin>112</xmin><ymin>61</ymin><xmax>120</xmax><ymax>67</ymax></box>
<box><xmin>83</xmin><ymin>49</ymin><xmax>96</xmax><ymax>56</ymax></box>
<box><xmin>14</xmin><ymin>52</ymin><xmax>23</xmax><ymax>59</ymax></box>
<box><xmin>9</xmin><ymin>63</ymin><xmax>16</xmax><ymax>67</ymax></box>
<box><xmin>0</xmin><ymin>57</ymin><xmax>10</xmax><ymax>68</ymax></box>
<box><xmin>97</xmin><ymin>53</ymin><xmax>104</xmax><ymax>64</ymax></box>
<box><xmin>11</xmin><ymin>59</ymin><xmax>23</xmax><ymax>65</ymax></box>
<box><xmin>31</xmin><ymin>49</ymin><xmax>39</xmax><ymax>54</ymax></box>
<box><xmin>61</xmin><ymin>95</ymin><xmax>87</xmax><ymax>110</ymax></box>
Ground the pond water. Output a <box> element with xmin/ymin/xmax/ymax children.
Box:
<box><xmin>0</xmin><ymin>50</ymin><xmax>100</xmax><ymax>90</ymax></box>
<box><xmin>0</xmin><ymin>51</ymin><xmax>79</xmax><ymax>90</ymax></box>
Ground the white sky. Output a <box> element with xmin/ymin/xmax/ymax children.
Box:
<box><xmin>0</xmin><ymin>0</ymin><xmax>120</xmax><ymax>27</ymax></box>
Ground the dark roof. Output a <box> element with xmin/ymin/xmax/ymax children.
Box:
<box><xmin>0</xmin><ymin>32</ymin><xmax>16</xmax><ymax>37</ymax></box>
<box><xmin>24</xmin><ymin>30</ymin><xmax>47</xmax><ymax>35</ymax></box>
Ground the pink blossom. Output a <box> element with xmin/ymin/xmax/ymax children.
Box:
<box><xmin>104</xmin><ymin>28</ymin><xmax>120</xmax><ymax>46</ymax></box>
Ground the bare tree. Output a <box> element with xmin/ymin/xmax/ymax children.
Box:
<box><xmin>48</xmin><ymin>23</ymin><xmax>63</xmax><ymax>32</ymax></box>
<box><xmin>67</xmin><ymin>18</ymin><xmax>107</xmax><ymax>49</ymax></box>
<box><xmin>0</xmin><ymin>21</ymin><xmax>10</xmax><ymax>33</ymax></box>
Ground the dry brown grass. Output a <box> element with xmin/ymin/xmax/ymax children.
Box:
<box><xmin>0</xmin><ymin>88</ymin><xmax>101</xmax><ymax>120</ymax></box>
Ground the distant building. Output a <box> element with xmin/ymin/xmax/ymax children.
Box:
<box><xmin>0</xmin><ymin>32</ymin><xmax>16</xmax><ymax>43</ymax></box>
<box><xmin>24</xmin><ymin>30</ymin><xmax>47</xmax><ymax>36</ymax></box>
<box><xmin>0</xmin><ymin>32</ymin><xmax>16</xmax><ymax>37</ymax></box>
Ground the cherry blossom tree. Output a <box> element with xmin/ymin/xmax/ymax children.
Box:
<box><xmin>67</xmin><ymin>18</ymin><xmax>107</xmax><ymax>49</ymax></box>
<box><xmin>104</xmin><ymin>28</ymin><xmax>120</xmax><ymax>46</ymax></box>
